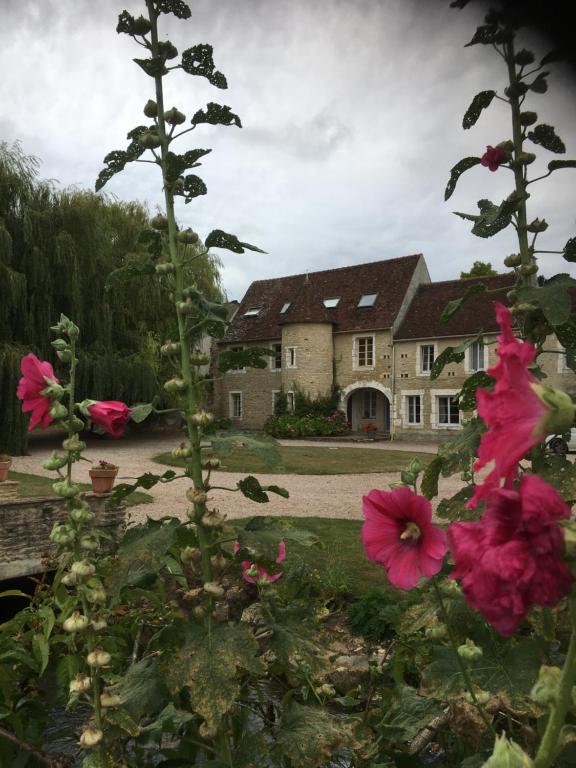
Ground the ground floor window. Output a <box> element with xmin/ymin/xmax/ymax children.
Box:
<box><xmin>437</xmin><ymin>395</ymin><xmax>459</xmax><ymax>426</ymax></box>
<box><xmin>407</xmin><ymin>395</ymin><xmax>421</xmax><ymax>425</ymax></box>
<box><xmin>229</xmin><ymin>391</ymin><xmax>242</xmax><ymax>419</ymax></box>
<box><xmin>286</xmin><ymin>391</ymin><xmax>295</xmax><ymax>413</ymax></box>
<box><xmin>362</xmin><ymin>390</ymin><xmax>377</xmax><ymax>419</ymax></box>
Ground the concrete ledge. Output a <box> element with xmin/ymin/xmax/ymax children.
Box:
<box><xmin>0</xmin><ymin>494</ymin><xmax>125</xmax><ymax>581</ymax></box>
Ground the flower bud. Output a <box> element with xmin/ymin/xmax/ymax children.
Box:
<box><xmin>52</xmin><ymin>480</ymin><xmax>81</xmax><ymax>499</ymax></box>
<box><xmin>530</xmin><ymin>665</ymin><xmax>561</xmax><ymax>706</ymax></box>
<box><xmin>50</xmin><ymin>523</ymin><xmax>76</xmax><ymax>546</ymax></box>
<box><xmin>62</xmin><ymin>436</ymin><xmax>86</xmax><ymax>453</ymax></box>
<box><xmin>464</xmin><ymin>689</ymin><xmax>490</xmax><ymax>705</ymax></box>
<box><xmin>61</xmin><ymin>572</ymin><xmax>77</xmax><ymax>587</ymax></box>
<box><xmin>210</xmin><ymin>553</ymin><xmax>227</xmax><ymax>572</ymax></box>
<box><xmin>203</xmin><ymin>581</ymin><xmax>225</xmax><ymax>598</ymax></box>
<box><xmin>495</xmin><ymin>140</ymin><xmax>514</xmax><ymax>154</ymax></box>
<box><xmin>457</xmin><ymin>639</ymin><xmax>483</xmax><ymax>661</ymax></box>
<box><xmin>87</xmin><ymin>649</ymin><xmax>111</xmax><ymax>668</ymax></box>
<box><xmin>51</xmin><ymin>338</ymin><xmax>69</xmax><ymax>352</ymax></box>
<box><xmin>190</xmin><ymin>410</ymin><xmax>214</xmax><ymax>427</ymax></box>
<box><xmin>79</xmin><ymin>534</ymin><xmax>99</xmax><ymax>552</ymax></box>
<box><xmin>425</xmin><ymin>625</ymin><xmax>447</xmax><ymax>640</ymax></box>
<box><xmin>160</xmin><ymin>341</ymin><xmax>181</xmax><ymax>356</ymax></box>
<box><xmin>56</xmin><ymin>349</ymin><xmax>74</xmax><ymax>363</ymax></box>
<box><xmin>519</xmin><ymin>263</ymin><xmax>538</xmax><ymax>277</ymax></box>
<box><xmin>43</xmin><ymin>452</ymin><xmax>69</xmax><ymax>471</ymax></box>
<box><xmin>155</xmin><ymin>262</ymin><xmax>175</xmax><ymax>275</ymax></box>
<box><xmin>100</xmin><ymin>690</ymin><xmax>123</xmax><ymax>708</ymax></box>
<box><xmin>86</xmin><ymin>586</ymin><xmax>106</xmax><ymax>604</ymax></box>
<box><xmin>91</xmin><ymin>617</ymin><xmax>108</xmax><ymax>631</ymax></box>
<box><xmin>514</xmin><ymin>49</ymin><xmax>535</xmax><ymax>66</ymax></box>
<box><xmin>193</xmin><ymin>605</ymin><xmax>205</xmax><ymax>618</ymax></box>
<box><xmin>163</xmin><ymin>107</ymin><xmax>186</xmax><ymax>125</ymax></box>
<box><xmin>532</xmin><ymin>384</ymin><xmax>575</xmax><ymax>437</ymax></box>
<box><xmin>151</xmin><ymin>214</ymin><xmax>168</xmax><ymax>231</ymax></box>
<box><xmin>131</xmin><ymin>15</ymin><xmax>151</xmax><ymax>35</ymax></box>
<box><xmin>505</xmin><ymin>82</ymin><xmax>528</xmax><ymax>98</ymax></box>
<box><xmin>157</xmin><ymin>41</ymin><xmax>178</xmax><ymax>59</ymax></box>
<box><xmin>181</xmin><ymin>546</ymin><xmax>201</xmax><ymax>564</ymax></box>
<box><xmin>202</xmin><ymin>508</ymin><xmax>226</xmax><ymax>528</ymax></box>
<box><xmin>79</xmin><ymin>727</ymin><xmax>103</xmax><ymax>748</ymax></box>
<box><xmin>526</xmin><ymin>218</ymin><xmax>548</xmax><ymax>233</ymax></box>
<box><xmin>40</xmin><ymin>380</ymin><xmax>65</xmax><ymax>399</ymax></box>
<box><xmin>504</xmin><ymin>253</ymin><xmax>522</xmax><ymax>268</ymax></box>
<box><xmin>186</xmin><ymin>488</ymin><xmax>207</xmax><ymax>505</ymax></box>
<box><xmin>63</xmin><ymin>612</ymin><xmax>90</xmax><ymax>633</ymax></box>
<box><xmin>190</xmin><ymin>352</ymin><xmax>210</xmax><ymax>366</ymax></box>
<box><xmin>139</xmin><ymin>130</ymin><xmax>162</xmax><ymax>149</ymax></box>
<box><xmin>482</xmin><ymin>733</ymin><xmax>533</xmax><ymax>768</ymax></box>
<box><xmin>203</xmin><ymin>458</ymin><xmax>221</xmax><ymax>470</ymax></box>
<box><xmin>519</xmin><ymin>111</ymin><xmax>538</xmax><ymax>126</ymax></box>
<box><xmin>71</xmin><ymin>560</ymin><xmax>96</xmax><ymax>579</ymax></box>
<box><xmin>144</xmin><ymin>99</ymin><xmax>158</xmax><ymax>118</ymax></box>
<box><xmin>70</xmin><ymin>505</ymin><xmax>96</xmax><ymax>524</ymax></box>
<box><xmin>49</xmin><ymin>402</ymin><xmax>68</xmax><ymax>420</ymax></box>
<box><xmin>164</xmin><ymin>378</ymin><xmax>187</xmax><ymax>393</ymax></box>
<box><xmin>177</xmin><ymin>228</ymin><xmax>199</xmax><ymax>245</ymax></box>
<box><xmin>69</xmin><ymin>674</ymin><xmax>91</xmax><ymax>694</ymax></box>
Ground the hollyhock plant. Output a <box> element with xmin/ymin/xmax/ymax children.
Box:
<box><xmin>233</xmin><ymin>540</ymin><xmax>286</xmax><ymax>584</ymax></box>
<box><xmin>449</xmin><ymin>474</ymin><xmax>573</xmax><ymax>636</ymax></box>
<box><xmin>480</xmin><ymin>144</ymin><xmax>508</xmax><ymax>171</ymax></box>
<box><xmin>468</xmin><ymin>302</ymin><xmax>573</xmax><ymax>508</ymax></box>
<box><xmin>17</xmin><ymin>353</ymin><xmax>60</xmax><ymax>430</ymax></box>
<box><xmin>88</xmin><ymin>401</ymin><xmax>132</xmax><ymax>438</ymax></box>
<box><xmin>362</xmin><ymin>486</ymin><xmax>447</xmax><ymax>590</ymax></box>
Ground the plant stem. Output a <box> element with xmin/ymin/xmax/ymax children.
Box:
<box><xmin>534</xmin><ymin>593</ymin><xmax>576</xmax><ymax>768</ymax></box>
<box><xmin>431</xmin><ymin>579</ymin><xmax>495</xmax><ymax>736</ymax></box>
<box><xmin>66</xmin><ymin>336</ymin><xmax>77</xmax><ymax>487</ymax></box>
<box><xmin>0</xmin><ymin>726</ymin><xmax>54</xmax><ymax>766</ymax></box>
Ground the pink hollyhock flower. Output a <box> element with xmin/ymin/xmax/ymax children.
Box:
<box><xmin>480</xmin><ymin>145</ymin><xmax>508</xmax><ymax>171</ymax></box>
<box><xmin>233</xmin><ymin>540</ymin><xmax>286</xmax><ymax>584</ymax></box>
<box><xmin>88</xmin><ymin>401</ymin><xmax>132</xmax><ymax>438</ymax></box>
<box><xmin>361</xmin><ymin>486</ymin><xmax>447</xmax><ymax>590</ymax></box>
<box><xmin>469</xmin><ymin>302</ymin><xmax>549</xmax><ymax>508</ymax></box>
<box><xmin>16</xmin><ymin>353</ymin><xmax>59</xmax><ymax>431</ymax></box>
<box><xmin>449</xmin><ymin>474</ymin><xmax>573</xmax><ymax>636</ymax></box>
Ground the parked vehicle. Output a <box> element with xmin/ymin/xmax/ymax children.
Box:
<box><xmin>548</xmin><ymin>428</ymin><xmax>576</xmax><ymax>454</ymax></box>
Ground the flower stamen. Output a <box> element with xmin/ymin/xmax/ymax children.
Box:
<box><xmin>400</xmin><ymin>521</ymin><xmax>422</xmax><ymax>541</ymax></box>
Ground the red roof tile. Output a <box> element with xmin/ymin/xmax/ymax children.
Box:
<box><xmin>395</xmin><ymin>273</ymin><xmax>515</xmax><ymax>340</ymax></box>
<box><xmin>222</xmin><ymin>255</ymin><xmax>422</xmax><ymax>343</ymax></box>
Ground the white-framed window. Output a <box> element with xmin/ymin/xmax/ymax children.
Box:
<box><xmin>437</xmin><ymin>395</ymin><xmax>460</xmax><ymax>427</ymax></box>
<box><xmin>358</xmin><ymin>293</ymin><xmax>378</xmax><ymax>308</ymax></box>
<box><xmin>467</xmin><ymin>340</ymin><xmax>485</xmax><ymax>373</ymax></box>
<box><xmin>286</xmin><ymin>347</ymin><xmax>297</xmax><ymax>369</ymax></box>
<box><xmin>228</xmin><ymin>345</ymin><xmax>245</xmax><ymax>373</ymax></box>
<box><xmin>280</xmin><ymin>302</ymin><xmax>291</xmax><ymax>314</ymax></box>
<box><xmin>407</xmin><ymin>395</ymin><xmax>421</xmax><ymax>425</ymax></box>
<box><xmin>286</xmin><ymin>391</ymin><xmax>295</xmax><ymax>413</ymax></box>
<box><xmin>243</xmin><ymin>306</ymin><xmax>261</xmax><ymax>317</ymax></box>
<box><xmin>272</xmin><ymin>390</ymin><xmax>282</xmax><ymax>414</ymax></box>
<box><xmin>558</xmin><ymin>343</ymin><xmax>569</xmax><ymax>373</ymax></box>
<box><xmin>270</xmin><ymin>343</ymin><xmax>282</xmax><ymax>370</ymax></box>
<box><xmin>418</xmin><ymin>343</ymin><xmax>436</xmax><ymax>375</ymax></box>
<box><xmin>400</xmin><ymin>390</ymin><xmax>424</xmax><ymax>428</ymax></box>
<box><xmin>229</xmin><ymin>391</ymin><xmax>243</xmax><ymax>419</ymax></box>
<box><xmin>323</xmin><ymin>297</ymin><xmax>340</xmax><ymax>308</ymax></box>
<box><xmin>353</xmin><ymin>335</ymin><xmax>375</xmax><ymax>369</ymax></box>
<box><xmin>362</xmin><ymin>390</ymin><xmax>377</xmax><ymax>419</ymax></box>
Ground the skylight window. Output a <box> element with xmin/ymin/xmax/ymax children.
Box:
<box><xmin>243</xmin><ymin>306</ymin><xmax>261</xmax><ymax>317</ymax></box>
<box><xmin>323</xmin><ymin>297</ymin><xmax>340</xmax><ymax>308</ymax></box>
<box><xmin>280</xmin><ymin>302</ymin><xmax>291</xmax><ymax>314</ymax></box>
<box><xmin>357</xmin><ymin>293</ymin><xmax>378</xmax><ymax>308</ymax></box>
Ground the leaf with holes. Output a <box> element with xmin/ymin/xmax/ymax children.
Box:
<box><xmin>105</xmin><ymin>709</ymin><xmax>140</xmax><ymax>737</ymax></box>
<box><xmin>134</xmin><ymin>57</ymin><xmax>169</xmax><ymax>78</ymax></box>
<box><xmin>516</xmin><ymin>274</ymin><xmax>576</xmax><ymax>326</ymax></box>
<box><xmin>556</xmin><ymin>318</ymin><xmax>576</xmax><ymax>372</ymax></box>
<box><xmin>441</xmin><ymin>283</ymin><xmax>486</xmax><ymax>322</ymax></box>
<box><xmin>117</xmin><ymin>657</ymin><xmax>171</xmax><ymax>720</ymax></box>
<box><xmin>527</xmin><ymin>71</ymin><xmax>549</xmax><ymax>93</ymax></box>
<box><xmin>181</xmin><ymin>44</ymin><xmax>227</xmax><ymax>88</ymax></box>
<box><xmin>275</xmin><ymin>701</ymin><xmax>352</xmax><ymax>768</ymax></box>
<box><xmin>164</xmin><ymin>149</ymin><xmax>211</xmax><ymax>182</ymax></box>
<box><xmin>205</xmin><ymin>229</ymin><xmax>266</xmax><ymax>254</ymax></box>
<box><xmin>237</xmin><ymin>475</ymin><xmax>270</xmax><ymax>503</ymax></box>
<box><xmin>528</xmin><ymin>124</ymin><xmax>566</xmax><ymax>154</ymax></box>
<box><xmin>219</xmin><ymin>346</ymin><xmax>273</xmax><ymax>373</ymax></box>
<box><xmin>421</xmin><ymin>456</ymin><xmax>444</xmax><ymax>500</ymax></box>
<box><xmin>176</xmin><ymin>174</ymin><xmax>207</xmax><ymax>203</ymax></box>
<box><xmin>455</xmin><ymin>193</ymin><xmax>526</xmax><ymax>238</ymax></box>
<box><xmin>95</xmin><ymin>126</ymin><xmax>148</xmax><ymax>191</ymax></box>
<box><xmin>105</xmin><ymin>259</ymin><xmax>156</xmax><ymax>289</ymax></box>
<box><xmin>444</xmin><ymin>157</ymin><xmax>481</xmax><ymax>201</ymax></box>
<box><xmin>465</xmin><ymin>24</ymin><xmax>511</xmax><ymax>47</ymax></box>
<box><xmin>435</xmin><ymin>486</ymin><xmax>477</xmax><ymax>523</ymax></box>
<box><xmin>191</xmin><ymin>102</ymin><xmax>242</xmax><ymax>128</ymax></box>
<box><xmin>462</xmin><ymin>91</ymin><xmax>496</xmax><ymax>130</ymax></box>
<box><xmin>458</xmin><ymin>370</ymin><xmax>493</xmax><ymax>411</ymax></box>
<box><xmin>431</xmin><ymin>335</ymin><xmax>483</xmax><ymax>380</ymax></box>
<box><xmin>157</xmin><ymin>0</ymin><xmax>191</xmax><ymax>18</ymax></box>
<box><xmin>438</xmin><ymin>417</ymin><xmax>485</xmax><ymax>477</ymax></box>
<box><xmin>137</xmin><ymin>228</ymin><xmax>163</xmax><ymax>259</ymax></box>
<box><xmin>548</xmin><ymin>160</ymin><xmax>576</xmax><ymax>173</ymax></box>
<box><xmin>563</xmin><ymin>237</ymin><xmax>576</xmax><ymax>263</ymax></box>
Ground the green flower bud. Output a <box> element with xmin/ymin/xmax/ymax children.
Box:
<box><xmin>86</xmin><ymin>586</ymin><xmax>106</xmax><ymax>604</ymax></box>
<box><xmin>138</xmin><ymin>130</ymin><xmax>162</xmax><ymax>149</ymax></box>
<box><xmin>504</xmin><ymin>254</ymin><xmax>522</xmax><ymax>268</ymax></box>
<box><xmin>155</xmin><ymin>262</ymin><xmax>175</xmax><ymax>275</ymax></box>
<box><xmin>190</xmin><ymin>352</ymin><xmax>210</xmax><ymax>366</ymax></box>
<box><xmin>514</xmin><ymin>49</ymin><xmax>535</xmax><ymax>66</ymax></box>
<box><xmin>51</xmin><ymin>339</ymin><xmax>69</xmax><ymax>352</ymax></box>
<box><xmin>56</xmin><ymin>349</ymin><xmax>74</xmax><ymax>363</ymax></box>
<box><xmin>69</xmin><ymin>415</ymin><xmax>86</xmax><ymax>433</ymax></box>
<box><xmin>425</xmin><ymin>625</ymin><xmax>447</xmax><ymax>640</ymax></box>
<box><xmin>71</xmin><ymin>560</ymin><xmax>96</xmax><ymax>579</ymax></box>
<box><xmin>40</xmin><ymin>380</ymin><xmax>65</xmax><ymax>399</ymax></box>
<box><xmin>52</xmin><ymin>479</ymin><xmax>81</xmax><ymax>499</ymax></box>
<box><xmin>495</xmin><ymin>140</ymin><xmax>515</xmax><ymax>154</ymax></box>
<box><xmin>519</xmin><ymin>111</ymin><xmax>538</xmax><ymax>126</ymax></box>
<box><xmin>160</xmin><ymin>341</ymin><xmax>181</xmax><ymax>356</ymax></box>
<box><xmin>181</xmin><ymin>546</ymin><xmax>201</xmax><ymax>564</ymax></box>
<box><xmin>143</xmin><ymin>99</ymin><xmax>158</xmax><ymax>118</ymax></box>
<box><xmin>79</xmin><ymin>727</ymin><xmax>103</xmax><ymax>748</ymax></box>
<box><xmin>202</xmin><ymin>508</ymin><xmax>226</xmax><ymax>528</ymax></box>
<box><xmin>62</xmin><ymin>436</ymin><xmax>86</xmax><ymax>452</ymax></box>
<box><xmin>190</xmin><ymin>410</ymin><xmax>214</xmax><ymax>427</ymax></box>
<box><xmin>203</xmin><ymin>458</ymin><xmax>221</xmax><ymax>470</ymax></box>
<box><xmin>87</xmin><ymin>649</ymin><xmax>111</xmax><ymax>668</ymax></box>
<box><xmin>464</xmin><ymin>689</ymin><xmax>490</xmax><ymax>705</ymax></box>
<box><xmin>49</xmin><ymin>402</ymin><xmax>68</xmax><ymax>420</ymax></box>
<box><xmin>69</xmin><ymin>674</ymin><xmax>91</xmax><ymax>694</ymax></box>
<box><xmin>203</xmin><ymin>581</ymin><xmax>225</xmax><ymax>598</ymax></box>
<box><xmin>177</xmin><ymin>299</ymin><xmax>195</xmax><ymax>314</ymax></box>
<box><xmin>70</xmin><ymin>505</ymin><xmax>95</xmax><ymax>524</ymax></box>
<box><xmin>186</xmin><ymin>487</ymin><xmax>207</xmax><ymax>505</ymax></box>
<box><xmin>532</xmin><ymin>384</ymin><xmax>576</xmax><ymax>437</ymax></box>
<box><xmin>506</xmin><ymin>290</ymin><xmax>518</xmax><ymax>303</ymax></box>
<box><xmin>61</xmin><ymin>572</ymin><xmax>77</xmax><ymax>587</ymax></box>
<box><xmin>457</xmin><ymin>639</ymin><xmax>483</xmax><ymax>661</ymax></box>
<box><xmin>526</xmin><ymin>218</ymin><xmax>548</xmax><ymax>233</ymax></box>
<box><xmin>91</xmin><ymin>617</ymin><xmax>108</xmax><ymax>631</ymax></box>
<box><xmin>100</xmin><ymin>690</ymin><xmax>123</xmax><ymax>708</ymax></box>
<box><xmin>63</xmin><ymin>612</ymin><xmax>90</xmax><ymax>633</ymax></box>
<box><xmin>519</xmin><ymin>263</ymin><xmax>538</xmax><ymax>277</ymax></box>
<box><xmin>163</xmin><ymin>107</ymin><xmax>186</xmax><ymax>125</ymax></box>
<box><xmin>482</xmin><ymin>734</ymin><xmax>533</xmax><ymax>768</ymax></box>
<box><xmin>172</xmin><ymin>442</ymin><xmax>192</xmax><ymax>458</ymax></box>
<box><xmin>530</xmin><ymin>665</ymin><xmax>561</xmax><ymax>706</ymax></box>
<box><xmin>150</xmin><ymin>214</ymin><xmax>168</xmax><ymax>230</ymax></box>
<box><xmin>79</xmin><ymin>534</ymin><xmax>99</xmax><ymax>551</ymax></box>
<box><xmin>131</xmin><ymin>15</ymin><xmax>151</xmax><ymax>35</ymax></box>
<box><xmin>43</xmin><ymin>452</ymin><xmax>69</xmax><ymax>471</ymax></box>
<box><xmin>163</xmin><ymin>378</ymin><xmax>187</xmax><ymax>393</ymax></box>
<box><xmin>157</xmin><ymin>40</ymin><xmax>178</xmax><ymax>59</ymax></box>
<box><xmin>505</xmin><ymin>82</ymin><xmax>528</xmax><ymax>98</ymax></box>
<box><xmin>50</xmin><ymin>523</ymin><xmax>76</xmax><ymax>546</ymax></box>
<box><xmin>177</xmin><ymin>228</ymin><xmax>199</xmax><ymax>245</ymax></box>
<box><xmin>512</xmin><ymin>152</ymin><xmax>536</xmax><ymax>166</ymax></box>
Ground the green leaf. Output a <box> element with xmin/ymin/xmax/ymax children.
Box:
<box><xmin>462</xmin><ymin>91</ymin><xmax>495</xmax><ymax>130</ymax></box>
<box><xmin>0</xmin><ymin>590</ymin><xmax>31</xmax><ymax>600</ymax></box>
<box><xmin>38</xmin><ymin>605</ymin><xmax>56</xmax><ymax>639</ymax></box>
<box><xmin>105</xmin><ymin>258</ymin><xmax>156</xmax><ymax>289</ymax></box>
<box><xmin>264</xmin><ymin>484</ymin><xmax>289</xmax><ymax>499</ymax></box>
<box><xmin>458</xmin><ymin>370</ymin><xmax>493</xmax><ymax>411</ymax></box>
<box><xmin>274</xmin><ymin>701</ymin><xmax>352</xmax><ymax>768</ymax></box>
<box><xmin>527</xmin><ymin>71</ymin><xmax>549</xmax><ymax>93</ymax></box>
<box><xmin>563</xmin><ymin>237</ymin><xmax>576</xmax><ymax>263</ymax></box>
<box><xmin>465</xmin><ymin>25</ymin><xmax>511</xmax><ymax>47</ymax></box>
<box><xmin>421</xmin><ymin>456</ymin><xmax>444</xmax><ymax>500</ymax></box>
<box><xmin>107</xmin><ymin>470</ymin><xmax>176</xmax><ymax>508</ymax></box>
<box><xmin>549</xmin><ymin>160</ymin><xmax>576</xmax><ymax>172</ymax></box>
<box><xmin>164</xmin><ymin>149</ymin><xmax>211</xmax><ymax>182</ymax></box>
<box><xmin>117</xmin><ymin>657</ymin><xmax>170</xmax><ymax>720</ymax></box>
<box><xmin>176</xmin><ymin>174</ymin><xmax>207</xmax><ymax>204</ymax></box>
<box><xmin>437</xmin><ymin>417</ymin><xmax>485</xmax><ymax>477</ymax></box>
<box><xmin>137</xmin><ymin>228</ymin><xmax>163</xmax><ymax>259</ymax></box>
<box><xmin>527</xmin><ymin>124</ymin><xmax>566</xmax><ymax>154</ymax></box>
<box><xmin>157</xmin><ymin>0</ymin><xmax>191</xmax><ymax>19</ymax></box>
<box><xmin>237</xmin><ymin>519</ymin><xmax>286</xmax><ymax>560</ymax></box>
<box><xmin>441</xmin><ymin>283</ymin><xmax>486</xmax><ymax>323</ymax></box>
<box><xmin>191</xmin><ymin>102</ymin><xmax>242</xmax><ymax>128</ymax></box>
<box><xmin>516</xmin><ymin>274</ymin><xmax>576</xmax><ymax>326</ymax></box>
<box><xmin>556</xmin><ymin>318</ymin><xmax>576</xmax><ymax>372</ymax></box>
<box><xmin>431</xmin><ymin>335</ymin><xmax>482</xmax><ymax>380</ymax></box>
<box><xmin>134</xmin><ymin>57</ymin><xmax>168</xmax><ymax>77</ymax></box>
<box><xmin>444</xmin><ymin>157</ymin><xmax>481</xmax><ymax>201</ymax></box>
<box><xmin>130</xmin><ymin>403</ymin><xmax>153</xmax><ymax>424</ymax></box>
<box><xmin>205</xmin><ymin>229</ymin><xmax>266</xmax><ymax>254</ymax></box>
<box><xmin>435</xmin><ymin>486</ymin><xmax>476</xmax><ymax>522</ymax></box>
<box><xmin>83</xmin><ymin>755</ymin><xmax>116</xmax><ymax>768</ymax></box>
<box><xmin>170</xmin><ymin>623</ymin><xmax>264</xmax><ymax>732</ymax></box>
<box><xmin>105</xmin><ymin>708</ymin><xmax>140</xmax><ymax>736</ymax></box>
<box><xmin>218</xmin><ymin>346</ymin><xmax>273</xmax><ymax>373</ymax></box>
<box><xmin>237</xmin><ymin>475</ymin><xmax>270</xmax><ymax>503</ymax></box>
<box><xmin>540</xmin><ymin>48</ymin><xmax>566</xmax><ymax>66</ymax></box>
<box><xmin>181</xmin><ymin>44</ymin><xmax>227</xmax><ymax>88</ymax></box>
<box><xmin>140</xmin><ymin>703</ymin><xmax>194</xmax><ymax>741</ymax></box>
<box><xmin>377</xmin><ymin>684</ymin><xmax>444</xmax><ymax>744</ymax></box>
<box><xmin>32</xmin><ymin>633</ymin><xmax>49</xmax><ymax>675</ymax></box>
<box><xmin>95</xmin><ymin>126</ymin><xmax>148</xmax><ymax>191</ymax></box>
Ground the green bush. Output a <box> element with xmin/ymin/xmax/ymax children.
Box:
<box><xmin>265</xmin><ymin>410</ymin><xmax>350</xmax><ymax>438</ymax></box>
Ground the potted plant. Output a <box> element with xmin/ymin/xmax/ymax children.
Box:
<box><xmin>0</xmin><ymin>454</ymin><xmax>12</xmax><ymax>483</ymax></box>
<box><xmin>88</xmin><ymin>459</ymin><xmax>118</xmax><ymax>494</ymax></box>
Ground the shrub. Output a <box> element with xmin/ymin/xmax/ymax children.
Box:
<box><xmin>265</xmin><ymin>410</ymin><xmax>350</xmax><ymax>438</ymax></box>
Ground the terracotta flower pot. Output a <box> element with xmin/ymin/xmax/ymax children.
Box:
<box><xmin>89</xmin><ymin>467</ymin><xmax>118</xmax><ymax>494</ymax></box>
<box><xmin>0</xmin><ymin>457</ymin><xmax>12</xmax><ymax>483</ymax></box>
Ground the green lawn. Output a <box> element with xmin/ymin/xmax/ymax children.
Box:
<box><xmin>154</xmin><ymin>439</ymin><xmax>431</xmax><ymax>475</ymax></box>
<box><xmin>8</xmin><ymin>471</ymin><xmax>152</xmax><ymax>508</ymax></box>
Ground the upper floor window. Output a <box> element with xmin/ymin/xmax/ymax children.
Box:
<box><xmin>286</xmin><ymin>347</ymin><xmax>297</xmax><ymax>369</ymax></box>
<box><xmin>280</xmin><ymin>302</ymin><xmax>291</xmax><ymax>314</ymax></box>
<box><xmin>271</xmin><ymin>343</ymin><xmax>282</xmax><ymax>370</ymax></box>
<box><xmin>357</xmin><ymin>293</ymin><xmax>378</xmax><ymax>308</ymax></box>
<box><xmin>419</xmin><ymin>344</ymin><xmax>435</xmax><ymax>375</ymax></box>
<box><xmin>229</xmin><ymin>345</ymin><xmax>245</xmax><ymax>372</ymax></box>
<box><xmin>363</xmin><ymin>390</ymin><xmax>377</xmax><ymax>419</ymax></box>
<box><xmin>243</xmin><ymin>306</ymin><xmax>261</xmax><ymax>317</ymax></box>
<box><xmin>229</xmin><ymin>391</ymin><xmax>243</xmax><ymax>419</ymax></box>
<box><xmin>354</xmin><ymin>335</ymin><xmax>374</xmax><ymax>368</ymax></box>
<box><xmin>323</xmin><ymin>297</ymin><xmax>340</xmax><ymax>308</ymax></box>
<box><xmin>469</xmin><ymin>340</ymin><xmax>485</xmax><ymax>372</ymax></box>
<box><xmin>437</xmin><ymin>395</ymin><xmax>459</xmax><ymax>426</ymax></box>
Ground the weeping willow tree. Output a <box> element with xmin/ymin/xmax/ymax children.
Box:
<box><xmin>0</xmin><ymin>141</ymin><xmax>222</xmax><ymax>453</ymax></box>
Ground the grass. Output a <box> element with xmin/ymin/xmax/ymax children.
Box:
<box><xmin>7</xmin><ymin>471</ymin><xmax>152</xmax><ymax>508</ymax></box>
<box><xmin>154</xmin><ymin>438</ymin><xmax>431</xmax><ymax>475</ymax></box>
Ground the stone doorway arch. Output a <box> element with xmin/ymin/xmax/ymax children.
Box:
<box><xmin>340</xmin><ymin>381</ymin><xmax>392</xmax><ymax>433</ymax></box>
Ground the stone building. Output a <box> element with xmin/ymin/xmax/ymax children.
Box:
<box><xmin>213</xmin><ymin>255</ymin><xmax>575</xmax><ymax>441</ymax></box>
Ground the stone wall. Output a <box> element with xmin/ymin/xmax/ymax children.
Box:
<box><xmin>0</xmin><ymin>494</ymin><xmax>125</xmax><ymax>581</ymax></box>
<box><xmin>281</xmin><ymin>323</ymin><xmax>334</xmax><ymax>398</ymax></box>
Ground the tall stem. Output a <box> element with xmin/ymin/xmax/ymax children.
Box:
<box><xmin>66</xmin><ymin>337</ymin><xmax>77</xmax><ymax>486</ymax></box>
<box><xmin>534</xmin><ymin>593</ymin><xmax>576</xmax><ymax>768</ymax></box>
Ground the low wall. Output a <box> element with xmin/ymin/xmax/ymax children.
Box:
<box><xmin>0</xmin><ymin>494</ymin><xmax>125</xmax><ymax>581</ymax></box>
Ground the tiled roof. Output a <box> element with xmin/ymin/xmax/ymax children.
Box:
<box><xmin>395</xmin><ymin>273</ymin><xmax>515</xmax><ymax>340</ymax></box>
<box><xmin>222</xmin><ymin>255</ymin><xmax>422</xmax><ymax>343</ymax></box>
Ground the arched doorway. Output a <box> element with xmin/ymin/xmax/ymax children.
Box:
<box><xmin>341</xmin><ymin>382</ymin><xmax>391</xmax><ymax>434</ymax></box>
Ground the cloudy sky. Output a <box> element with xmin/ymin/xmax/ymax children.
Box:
<box><xmin>1</xmin><ymin>0</ymin><xmax>575</xmax><ymax>300</ymax></box>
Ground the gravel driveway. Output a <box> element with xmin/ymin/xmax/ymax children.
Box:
<box><xmin>12</xmin><ymin>432</ymin><xmax>464</xmax><ymax>525</ymax></box>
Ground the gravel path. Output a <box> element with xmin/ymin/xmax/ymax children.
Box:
<box><xmin>12</xmin><ymin>432</ymin><xmax>464</xmax><ymax>525</ymax></box>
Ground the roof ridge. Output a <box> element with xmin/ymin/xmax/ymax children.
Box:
<box><xmin>416</xmin><ymin>273</ymin><xmax>513</xmax><ymax>289</ymax></box>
